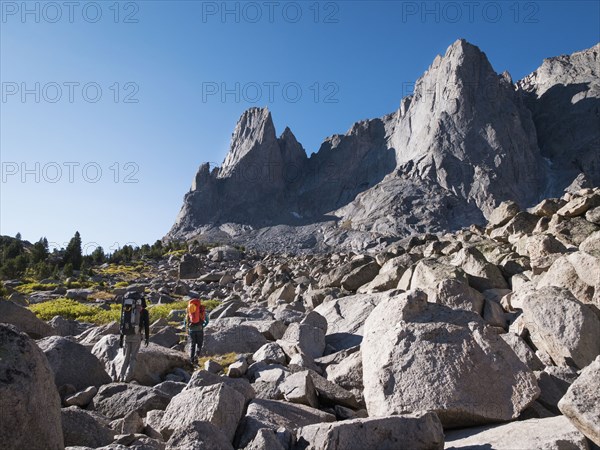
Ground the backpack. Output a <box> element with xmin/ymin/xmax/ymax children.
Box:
<box><xmin>120</xmin><ymin>295</ymin><xmax>140</xmax><ymax>335</ymax></box>
<box><xmin>187</xmin><ymin>299</ymin><xmax>206</xmax><ymax>325</ymax></box>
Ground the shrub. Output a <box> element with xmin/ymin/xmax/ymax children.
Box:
<box><xmin>94</xmin><ymin>304</ymin><xmax>122</xmax><ymax>323</ymax></box>
<box><xmin>147</xmin><ymin>300</ymin><xmax>190</xmax><ymax>322</ymax></box>
<box><xmin>164</xmin><ymin>249</ymin><xmax>186</xmax><ymax>258</ymax></box>
<box><xmin>65</xmin><ymin>280</ymin><xmax>91</xmax><ymax>289</ymax></box>
<box><xmin>28</xmin><ymin>297</ymin><xmax>220</xmax><ymax>325</ymax></box>
<box><xmin>29</xmin><ymin>298</ymin><xmax>121</xmax><ymax>324</ymax></box>
<box><xmin>63</xmin><ymin>263</ymin><xmax>74</xmax><ymax>277</ymax></box>
<box><xmin>147</xmin><ymin>299</ymin><xmax>220</xmax><ymax>322</ymax></box>
<box><xmin>15</xmin><ymin>282</ymin><xmax>58</xmax><ymax>294</ymax></box>
<box><xmin>97</xmin><ymin>263</ymin><xmax>149</xmax><ymax>281</ymax></box>
<box><xmin>202</xmin><ymin>299</ymin><xmax>221</xmax><ymax>310</ymax></box>
<box><xmin>90</xmin><ymin>291</ymin><xmax>116</xmax><ymax>301</ymax></box>
<box><xmin>29</xmin><ymin>261</ymin><xmax>53</xmax><ymax>280</ymax></box>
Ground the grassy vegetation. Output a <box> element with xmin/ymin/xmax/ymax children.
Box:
<box><xmin>164</xmin><ymin>249</ymin><xmax>187</xmax><ymax>257</ymax></box>
<box><xmin>14</xmin><ymin>279</ymin><xmax>96</xmax><ymax>294</ymax></box>
<box><xmin>29</xmin><ymin>298</ymin><xmax>121</xmax><ymax>323</ymax></box>
<box><xmin>90</xmin><ymin>291</ymin><xmax>116</xmax><ymax>301</ymax></box>
<box><xmin>147</xmin><ymin>300</ymin><xmax>189</xmax><ymax>321</ymax></box>
<box><xmin>147</xmin><ymin>299</ymin><xmax>220</xmax><ymax>322</ymax></box>
<box><xmin>200</xmin><ymin>299</ymin><xmax>221</xmax><ymax>310</ymax></box>
<box><xmin>96</xmin><ymin>263</ymin><xmax>149</xmax><ymax>281</ymax></box>
<box><xmin>28</xmin><ymin>297</ymin><xmax>220</xmax><ymax>325</ymax></box>
<box><xmin>15</xmin><ymin>282</ymin><xmax>58</xmax><ymax>294</ymax></box>
<box><xmin>65</xmin><ymin>280</ymin><xmax>92</xmax><ymax>289</ymax></box>
<box><xmin>197</xmin><ymin>352</ymin><xmax>239</xmax><ymax>373</ymax></box>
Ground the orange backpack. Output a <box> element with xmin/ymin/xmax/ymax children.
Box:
<box><xmin>187</xmin><ymin>299</ymin><xmax>206</xmax><ymax>325</ymax></box>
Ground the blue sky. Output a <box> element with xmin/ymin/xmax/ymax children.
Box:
<box><xmin>1</xmin><ymin>0</ymin><xmax>599</xmax><ymax>253</ymax></box>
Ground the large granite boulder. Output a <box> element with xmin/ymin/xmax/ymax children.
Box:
<box><xmin>450</xmin><ymin>247</ymin><xmax>508</xmax><ymax>291</ymax></box>
<box><xmin>234</xmin><ymin>399</ymin><xmax>335</xmax><ymax>448</ymax></box>
<box><xmin>409</xmin><ymin>258</ymin><xmax>468</xmax><ymax>293</ymax></box>
<box><xmin>313</xmin><ymin>292</ymin><xmax>389</xmax><ymax>352</ymax></box>
<box><xmin>324</xmin><ymin>349</ymin><xmax>363</xmax><ymax>399</ymax></box>
<box><xmin>0</xmin><ymin>299</ymin><xmax>53</xmax><ymax>338</ymax></box>
<box><xmin>92</xmin><ymin>334</ymin><xmax>190</xmax><ymax>385</ymax></box>
<box><xmin>0</xmin><ymin>324</ymin><xmax>63</xmax><ymax>449</ymax></box>
<box><xmin>61</xmin><ymin>406</ymin><xmax>114</xmax><ymax>448</ymax></box>
<box><xmin>203</xmin><ymin>325</ymin><xmax>268</xmax><ymax>356</ymax></box>
<box><xmin>358</xmin><ymin>254</ymin><xmax>413</xmax><ymax>293</ymax></box>
<box><xmin>37</xmin><ymin>336</ymin><xmax>111</xmax><ymax>390</ymax></box>
<box><xmin>445</xmin><ymin>415</ymin><xmax>589</xmax><ymax>449</ymax></box>
<box><xmin>185</xmin><ymin>369</ymin><xmax>255</xmax><ymax>405</ymax></box>
<box><xmin>91</xmin><ymin>383</ymin><xmax>171</xmax><ymax>419</ymax></box>
<box><xmin>166</xmin><ymin>421</ymin><xmax>234</xmax><ymax>450</ymax></box>
<box><xmin>160</xmin><ymin>383</ymin><xmax>245</xmax><ymax>441</ymax></box>
<box><xmin>536</xmin><ymin>256</ymin><xmax>595</xmax><ymax>306</ymax></box>
<box><xmin>520</xmin><ymin>286</ymin><xmax>600</xmax><ymax>369</ymax></box>
<box><xmin>362</xmin><ymin>290</ymin><xmax>539</xmax><ymax>427</ymax></box>
<box><xmin>76</xmin><ymin>321</ymin><xmax>120</xmax><ymax>347</ymax></box>
<box><xmin>295</xmin><ymin>412</ymin><xmax>444</xmax><ymax>450</ymax></box>
<box><xmin>558</xmin><ymin>356</ymin><xmax>600</xmax><ymax>445</ymax></box>
<box><xmin>277</xmin><ymin>322</ymin><xmax>325</xmax><ymax>359</ymax></box>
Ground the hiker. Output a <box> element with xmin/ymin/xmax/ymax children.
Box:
<box><xmin>185</xmin><ymin>297</ymin><xmax>209</xmax><ymax>366</ymax></box>
<box><xmin>118</xmin><ymin>291</ymin><xmax>150</xmax><ymax>382</ymax></box>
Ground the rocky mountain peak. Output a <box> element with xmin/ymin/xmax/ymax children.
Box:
<box><xmin>424</xmin><ymin>38</ymin><xmax>494</xmax><ymax>85</ymax></box>
<box><xmin>218</xmin><ymin>107</ymin><xmax>278</xmax><ymax>179</ymax></box>
<box><xmin>278</xmin><ymin>126</ymin><xmax>307</xmax><ymax>170</ymax></box>
<box><xmin>516</xmin><ymin>42</ymin><xmax>600</xmax><ymax>191</ymax></box>
<box><xmin>445</xmin><ymin>37</ymin><xmax>488</xmax><ymax>62</ymax></box>
<box><xmin>388</xmin><ymin>39</ymin><xmax>542</xmax><ymax>216</ymax></box>
<box><xmin>517</xmin><ymin>43</ymin><xmax>599</xmax><ymax>97</ymax></box>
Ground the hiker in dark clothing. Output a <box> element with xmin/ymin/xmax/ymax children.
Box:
<box><xmin>118</xmin><ymin>292</ymin><xmax>150</xmax><ymax>382</ymax></box>
<box><xmin>184</xmin><ymin>298</ymin><xmax>209</xmax><ymax>366</ymax></box>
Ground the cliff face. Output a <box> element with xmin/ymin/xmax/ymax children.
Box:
<box><xmin>389</xmin><ymin>39</ymin><xmax>542</xmax><ymax>213</ymax></box>
<box><xmin>517</xmin><ymin>43</ymin><xmax>600</xmax><ymax>193</ymax></box>
<box><xmin>168</xmin><ymin>39</ymin><xmax>600</xmax><ymax>252</ymax></box>
<box><xmin>336</xmin><ymin>39</ymin><xmax>544</xmax><ymax>236</ymax></box>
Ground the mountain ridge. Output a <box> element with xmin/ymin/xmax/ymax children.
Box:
<box><xmin>168</xmin><ymin>39</ymin><xmax>600</xmax><ymax>252</ymax></box>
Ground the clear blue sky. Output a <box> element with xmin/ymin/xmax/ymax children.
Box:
<box><xmin>1</xmin><ymin>1</ymin><xmax>599</xmax><ymax>253</ymax></box>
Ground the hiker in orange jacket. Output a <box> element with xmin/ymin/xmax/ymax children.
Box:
<box><xmin>184</xmin><ymin>298</ymin><xmax>209</xmax><ymax>366</ymax></box>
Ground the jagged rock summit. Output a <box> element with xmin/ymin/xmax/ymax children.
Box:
<box><xmin>169</xmin><ymin>39</ymin><xmax>600</xmax><ymax>252</ymax></box>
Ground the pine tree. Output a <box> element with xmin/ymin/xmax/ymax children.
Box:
<box><xmin>31</xmin><ymin>237</ymin><xmax>49</xmax><ymax>264</ymax></box>
<box><xmin>64</xmin><ymin>231</ymin><xmax>83</xmax><ymax>270</ymax></box>
<box><xmin>63</xmin><ymin>262</ymin><xmax>74</xmax><ymax>278</ymax></box>
<box><xmin>91</xmin><ymin>246</ymin><xmax>106</xmax><ymax>265</ymax></box>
